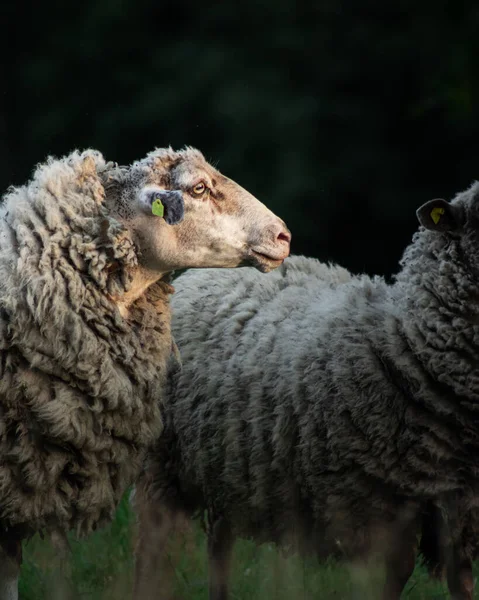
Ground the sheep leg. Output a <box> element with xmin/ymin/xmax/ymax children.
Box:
<box><xmin>0</xmin><ymin>538</ymin><xmax>21</xmax><ymax>600</ymax></box>
<box><xmin>446</xmin><ymin>546</ymin><xmax>474</xmax><ymax>600</ymax></box>
<box><xmin>133</xmin><ymin>500</ymin><xmax>178</xmax><ymax>600</ymax></box>
<box><xmin>418</xmin><ymin>502</ymin><xmax>446</xmax><ymax>580</ymax></box>
<box><xmin>49</xmin><ymin>531</ymin><xmax>74</xmax><ymax>600</ymax></box>
<box><xmin>208</xmin><ymin>517</ymin><xmax>233</xmax><ymax>600</ymax></box>
<box><xmin>381</xmin><ymin>528</ymin><xmax>417</xmax><ymax>600</ymax></box>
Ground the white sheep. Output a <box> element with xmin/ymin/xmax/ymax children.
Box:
<box><xmin>136</xmin><ymin>188</ymin><xmax>479</xmax><ymax>600</ymax></box>
<box><xmin>0</xmin><ymin>146</ymin><xmax>291</xmax><ymax>600</ymax></box>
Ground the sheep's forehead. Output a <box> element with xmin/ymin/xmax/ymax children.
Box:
<box><xmin>146</xmin><ymin>147</ymin><xmax>205</xmax><ymax>171</ymax></box>
<box><xmin>148</xmin><ymin>148</ymin><xmax>222</xmax><ymax>188</ymax></box>
<box><xmin>173</xmin><ymin>156</ymin><xmax>221</xmax><ymax>188</ymax></box>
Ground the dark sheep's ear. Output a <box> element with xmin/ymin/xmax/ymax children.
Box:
<box><xmin>416</xmin><ymin>198</ymin><xmax>464</xmax><ymax>233</ymax></box>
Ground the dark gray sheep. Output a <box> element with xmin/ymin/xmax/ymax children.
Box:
<box><xmin>135</xmin><ymin>190</ymin><xmax>479</xmax><ymax>600</ymax></box>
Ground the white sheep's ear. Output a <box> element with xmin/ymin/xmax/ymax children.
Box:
<box><xmin>416</xmin><ymin>198</ymin><xmax>464</xmax><ymax>233</ymax></box>
<box><xmin>139</xmin><ymin>187</ymin><xmax>185</xmax><ymax>225</ymax></box>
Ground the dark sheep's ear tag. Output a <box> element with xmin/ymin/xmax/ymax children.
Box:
<box><xmin>416</xmin><ymin>198</ymin><xmax>464</xmax><ymax>233</ymax></box>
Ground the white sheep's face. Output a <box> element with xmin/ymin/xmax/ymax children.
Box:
<box><xmin>125</xmin><ymin>147</ymin><xmax>291</xmax><ymax>274</ymax></box>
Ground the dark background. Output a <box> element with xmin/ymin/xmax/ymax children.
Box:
<box><xmin>2</xmin><ymin>0</ymin><xmax>479</xmax><ymax>278</ymax></box>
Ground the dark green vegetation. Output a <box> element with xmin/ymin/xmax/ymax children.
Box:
<box><xmin>3</xmin><ymin>1</ymin><xmax>479</xmax><ymax>277</ymax></box>
<box><xmin>19</xmin><ymin>497</ymin><xmax>134</xmax><ymax>600</ymax></box>
<box><xmin>18</xmin><ymin>495</ymin><xmax>477</xmax><ymax>599</ymax></box>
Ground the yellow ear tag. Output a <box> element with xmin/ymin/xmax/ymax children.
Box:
<box><xmin>152</xmin><ymin>198</ymin><xmax>164</xmax><ymax>218</ymax></box>
<box><xmin>430</xmin><ymin>207</ymin><xmax>445</xmax><ymax>225</ymax></box>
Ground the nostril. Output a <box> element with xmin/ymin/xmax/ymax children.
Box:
<box><xmin>277</xmin><ymin>231</ymin><xmax>291</xmax><ymax>244</ymax></box>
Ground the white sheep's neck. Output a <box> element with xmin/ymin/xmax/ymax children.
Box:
<box><xmin>114</xmin><ymin>266</ymin><xmax>169</xmax><ymax>319</ymax></box>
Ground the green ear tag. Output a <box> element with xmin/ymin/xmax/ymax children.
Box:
<box><xmin>152</xmin><ymin>198</ymin><xmax>164</xmax><ymax>218</ymax></box>
<box><xmin>430</xmin><ymin>206</ymin><xmax>445</xmax><ymax>225</ymax></box>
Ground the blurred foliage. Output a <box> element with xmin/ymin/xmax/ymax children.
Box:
<box><xmin>18</xmin><ymin>494</ymin><xmax>461</xmax><ymax>599</ymax></box>
<box><xmin>2</xmin><ymin>0</ymin><xmax>479</xmax><ymax>275</ymax></box>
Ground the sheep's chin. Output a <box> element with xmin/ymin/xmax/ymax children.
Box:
<box><xmin>247</xmin><ymin>251</ymin><xmax>285</xmax><ymax>272</ymax></box>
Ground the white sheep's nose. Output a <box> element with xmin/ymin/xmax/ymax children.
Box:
<box><xmin>249</xmin><ymin>218</ymin><xmax>291</xmax><ymax>267</ymax></box>
<box><xmin>277</xmin><ymin>226</ymin><xmax>291</xmax><ymax>245</ymax></box>
<box><xmin>273</xmin><ymin>222</ymin><xmax>292</xmax><ymax>258</ymax></box>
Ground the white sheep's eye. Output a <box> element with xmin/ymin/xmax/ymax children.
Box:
<box><xmin>192</xmin><ymin>182</ymin><xmax>207</xmax><ymax>196</ymax></box>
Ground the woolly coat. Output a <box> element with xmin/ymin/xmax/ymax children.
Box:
<box><xmin>143</xmin><ymin>197</ymin><xmax>479</xmax><ymax>562</ymax></box>
<box><xmin>0</xmin><ymin>151</ymin><xmax>173</xmax><ymax>539</ymax></box>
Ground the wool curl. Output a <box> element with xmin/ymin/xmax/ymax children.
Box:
<box><xmin>139</xmin><ymin>186</ymin><xmax>479</xmax><ymax>582</ymax></box>
<box><xmin>0</xmin><ymin>150</ymin><xmax>174</xmax><ymax>538</ymax></box>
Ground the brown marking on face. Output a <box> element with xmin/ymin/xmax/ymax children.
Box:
<box><xmin>210</xmin><ymin>188</ymin><xmax>225</xmax><ymax>203</ymax></box>
<box><xmin>158</xmin><ymin>172</ymin><xmax>171</xmax><ymax>189</ymax></box>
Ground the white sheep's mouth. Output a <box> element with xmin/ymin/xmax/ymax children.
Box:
<box><xmin>248</xmin><ymin>249</ymin><xmax>286</xmax><ymax>272</ymax></box>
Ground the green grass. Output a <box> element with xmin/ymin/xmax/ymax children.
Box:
<box><xmin>18</xmin><ymin>496</ymin><xmax>475</xmax><ymax>599</ymax></box>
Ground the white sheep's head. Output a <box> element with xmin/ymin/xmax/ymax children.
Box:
<box><xmin>103</xmin><ymin>147</ymin><xmax>291</xmax><ymax>274</ymax></box>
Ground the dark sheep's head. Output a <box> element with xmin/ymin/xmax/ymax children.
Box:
<box><xmin>415</xmin><ymin>183</ymin><xmax>479</xmax><ymax>275</ymax></box>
